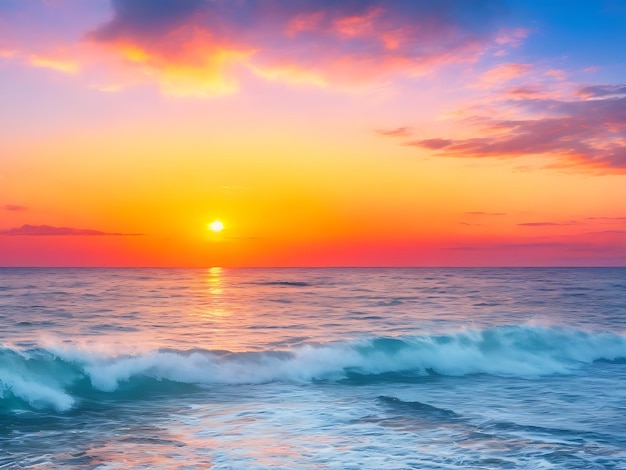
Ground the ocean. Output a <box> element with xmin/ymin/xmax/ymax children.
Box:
<box><xmin>1</xmin><ymin>267</ymin><xmax>625</xmax><ymax>469</ymax></box>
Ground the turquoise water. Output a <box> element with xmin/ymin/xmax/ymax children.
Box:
<box><xmin>1</xmin><ymin>268</ymin><xmax>626</xmax><ymax>468</ymax></box>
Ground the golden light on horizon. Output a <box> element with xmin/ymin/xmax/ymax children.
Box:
<box><xmin>208</xmin><ymin>220</ymin><xmax>224</xmax><ymax>233</ymax></box>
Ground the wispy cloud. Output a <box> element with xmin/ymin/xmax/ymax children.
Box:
<box><xmin>494</xmin><ymin>28</ymin><xmax>530</xmax><ymax>48</ymax></box>
<box><xmin>504</xmin><ymin>84</ymin><xmax>549</xmax><ymax>99</ymax></box>
<box><xmin>403</xmin><ymin>90</ymin><xmax>626</xmax><ymax>173</ymax></box>
<box><xmin>473</xmin><ymin>63</ymin><xmax>531</xmax><ymax>89</ymax></box>
<box><xmin>4</xmin><ymin>204</ymin><xmax>28</xmax><ymax>211</ymax></box>
<box><xmin>518</xmin><ymin>221</ymin><xmax>579</xmax><ymax>227</ymax></box>
<box><xmin>446</xmin><ymin>230</ymin><xmax>626</xmax><ymax>261</ymax></box>
<box><xmin>459</xmin><ymin>222</ymin><xmax>484</xmax><ymax>226</ymax></box>
<box><xmin>464</xmin><ymin>211</ymin><xmax>507</xmax><ymax>216</ymax></box>
<box><xmin>376</xmin><ymin>127</ymin><xmax>412</xmax><ymax>138</ymax></box>
<box><xmin>576</xmin><ymin>84</ymin><xmax>626</xmax><ymax>99</ymax></box>
<box><xmin>29</xmin><ymin>54</ymin><xmax>79</xmax><ymax>74</ymax></box>
<box><xmin>545</xmin><ymin>69</ymin><xmax>566</xmax><ymax>81</ymax></box>
<box><xmin>0</xmin><ymin>224</ymin><xmax>143</xmax><ymax>236</ymax></box>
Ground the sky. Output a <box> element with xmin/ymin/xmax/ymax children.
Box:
<box><xmin>1</xmin><ymin>0</ymin><xmax>625</xmax><ymax>267</ymax></box>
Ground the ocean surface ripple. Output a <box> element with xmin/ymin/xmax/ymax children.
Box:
<box><xmin>1</xmin><ymin>267</ymin><xmax>625</xmax><ymax>469</ymax></box>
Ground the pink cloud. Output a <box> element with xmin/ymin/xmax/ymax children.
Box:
<box><xmin>82</xmin><ymin>0</ymin><xmax>513</xmax><ymax>93</ymax></box>
<box><xmin>494</xmin><ymin>28</ymin><xmax>530</xmax><ymax>47</ymax></box>
<box><xmin>545</xmin><ymin>69</ymin><xmax>566</xmax><ymax>81</ymax></box>
<box><xmin>376</xmin><ymin>127</ymin><xmax>412</xmax><ymax>138</ymax></box>
<box><xmin>0</xmin><ymin>224</ymin><xmax>142</xmax><ymax>236</ymax></box>
<box><xmin>286</xmin><ymin>11</ymin><xmax>325</xmax><ymax>36</ymax></box>
<box><xmin>504</xmin><ymin>84</ymin><xmax>551</xmax><ymax>100</ymax></box>
<box><xmin>402</xmin><ymin>88</ymin><xmax>626</xmax><ymax>173</ymax></box>
<box><xmin>0</xmin><ymin>1</ymin><xmax>533</xmax><ymax>95</ymax></box>
<box><xmin>474</xmin><ymin>63</ymin><xmax>531</xmax><ymax>89</ymax></box>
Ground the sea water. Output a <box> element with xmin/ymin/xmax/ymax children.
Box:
<box><xmin>1</xmin><ymin>267</ymin><xmax>625</xmax><ymax>469</ymax></box>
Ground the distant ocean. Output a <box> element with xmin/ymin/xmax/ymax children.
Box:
<box><xmin>1</xmin><ymin>267</ymin><xmax>626</xmax><ymax>469</ymax></box>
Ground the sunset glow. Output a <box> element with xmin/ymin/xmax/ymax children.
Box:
<box><xmin>1</xmin><ymin>0</ymin><xmax>625</xmax><ymax>267</ymax></box>
<box><xmin>209</xmin><ymin>220</ymin><xmax>224</xmax><ymax>233</ymax></box>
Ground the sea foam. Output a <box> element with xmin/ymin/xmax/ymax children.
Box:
<box><xmin>2</xmin><ymin>325</ymin><xmax>626</xmax><ymax>411</ymax></box>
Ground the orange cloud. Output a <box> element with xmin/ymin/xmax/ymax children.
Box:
<box><xmin>29</xmin><ymin>54</ymin><xmax>79</xmax><ymax>74</ymax></box>
<box><xmin>90</xmin><ymin>26</ymin><xmax>253</xmax><ymax>96</ymax></box>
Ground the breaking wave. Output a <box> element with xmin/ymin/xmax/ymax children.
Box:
<box><xmin>2</xmin><ymin>326</ymin><xmax>626</xmax><ymax>411</ymax></box>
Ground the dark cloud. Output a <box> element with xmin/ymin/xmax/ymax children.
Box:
<box><xmin>404</xmin><ymin>93</ymin><xmax>626</xmax><ymax>173</ymax></box>
<box><xmin>4</xmin><ymin>204</ymin><xmax>27</xmax><ymax>211</ymax></box>
<box><xmin>0</xmin><ymin>224</ymin><xmax>142</xmax><ymax>236</ymax></box>
<box><xmin>91</xmin><ymin>0</ymin><xmax>205</xmax><ymax>40</ymax></box>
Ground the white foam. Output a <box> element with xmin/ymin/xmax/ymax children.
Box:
<box><xmin>0</xmin><ymin>370</ymin><xmax>74</xmax><ymax>411</ymax></box>
<box><xmin>3</xmin><ymin>326</ymin><xmax>626</xmax><ymax>410</ymax></box>
<box><xmin>49</xmin><ymin>326</ymin><xmax>626</xmax><ymax>391</ymax></box>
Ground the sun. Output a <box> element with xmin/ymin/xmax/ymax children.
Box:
<box><xmin>208</xmin><ymin>220</ymin><xmax>224</xmax><ymax>233</ymax></box>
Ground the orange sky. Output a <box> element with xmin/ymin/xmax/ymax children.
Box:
<box><xmin>1</xmin><ymin>0</ymin><xmax>625</xmax><ymax>266</ymax></box>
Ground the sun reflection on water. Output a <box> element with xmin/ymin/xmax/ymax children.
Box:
<box><xmin>207</xmin><ymin>266</ymin><xmax>223</xmax><ymax>296</ymax></box>
<box><xmin>203</xmin><ymin>266</ymin><xmax>231</xmax><ymax>318</ymax></box>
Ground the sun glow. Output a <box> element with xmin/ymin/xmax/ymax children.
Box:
<box><xmin>208</xmin><ymin>220</ymin><xmax>224</xmax><ymax>233</ymax></box>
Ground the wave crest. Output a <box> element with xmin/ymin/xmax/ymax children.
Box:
<box><xmin>2</xmin><ymin>326</ymin><xmax>625</xmax><ymax>411</ymax></box>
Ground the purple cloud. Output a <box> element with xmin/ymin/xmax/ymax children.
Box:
<box><xmin>576</xmin><ymin>84</ymin><xmax>626</xmax><ymax>98</ymax></box>
<box><xmin>403</xmin><ymin>92</ymin><xmax>626</xmax><ymax>173</ymax></box>
<box><xmin>0</xmin><ymin>224</ymin><xmax>142</xmax><ymax>236</ymax></box>
<box><xmin>86</xmin><ymin>0</ymin><xmax>512</xmax><ymax>91</ymax></box>
<box><xmin>414</xmin><ymin>138</ymin><xmax>454</xmax><ymax>150</ymax></box>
